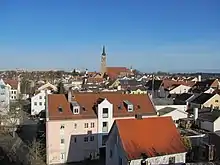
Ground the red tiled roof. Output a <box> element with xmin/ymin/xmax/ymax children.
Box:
<box><xmin>4</xmin><ymin>79</ymin><xmax>18</xmax><ymax>89</ymax></box>
<box><xmin>162</xmin><ymin>79</ymin><xmax>195</xmax><ymax>89</ymax></box>
<box><xmin>87</xmin><ymin>77</ymin><xmax>105</xmax><ymax>84</ymax></box>
<box><xmin>106</xmin><ymin>67</ymin><xmax>132</xmax><ymax>79</ymax></box>
<box><xmin>116</xmin><ymin>117</ymin><xmax>187</xmax><ymax>160</ymax></box>
<box><xmin>48</xmin><ymin>93</ymin><xmax>156</xmax><ymax>120</ymax></box>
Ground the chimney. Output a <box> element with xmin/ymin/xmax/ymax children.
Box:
<box><xmin>193</xmin><ymin>108</ymin><xmax>198</xmax><ymax>121</ymax></box>
<box><xmin>68</xmin><ymin>87</ymin><xmax>72</xmax><ymax>102</ymax></box>
<box><xmin>198</xmin><ymin>75</ymin><xmax>202</xmax><ymax>82</ymax></box>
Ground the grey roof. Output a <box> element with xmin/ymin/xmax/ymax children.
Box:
<box><xmin>153</xmin><ymin>98</ymin><xmax>174</xmax><ymax>105</ymax></box>
<box><xmin>198</xmin><ymin>110</ymin><xmax>220</xmax><ymax>122</ymax></box>
<box><xmin>158</xmin><ymin>107</ymin><xmax>176</xmax><ymax>115</ymax></box>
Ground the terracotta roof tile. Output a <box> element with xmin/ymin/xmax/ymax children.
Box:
<box><xmin>48</xmin><ymin>94</ymin><xmax>97</xmax><ymax>120</ymax></box>
<box><xmin>73</xmin><ymin>93</ymin><xmax>156</xmax><ymax>118</ymax></box>
<box><xmin>116</xmin><ymin>117</ymin><xmax>187</xmax><ymax>160</ymax></box>
<box><xmin>4</xmin><ymin>79</ymin><xmax>18</xmax><ymax>89</ymax></box>
<box><xmin>106</xmin><ymin>67</ymin><xmax>132</xmax><ymax>79</ymax></box>
<box><xmin>162</xmin><ymin>80</ymin><xmax>195</xmax><ymax>89</ymax></box>
<box><xmin>87</xmin><ymin>77</ymin><xmax>105</xmax><ymax>84</ymax></box>
<box><xmin>48</xmin><ymin>93</ymin><xmax>156</xmax><ymax>120</ymax></box>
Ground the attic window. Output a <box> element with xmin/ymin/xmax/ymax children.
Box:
<box><xmin>137</xmin><ymin>105</ymin><xmax>141</xmax><ymax>109</ymax></box>
<box><xmin>58</xmin><ymin>106</ymin><xmax>63</xmax><ymax>113</ymax></box>
<box><xmin>82</xmin><ymin>106</ymin><xmax>86</xmax><ymax>111</ymax></box>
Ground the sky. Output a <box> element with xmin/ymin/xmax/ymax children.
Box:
<box><xmin>0</xmin><ymin>0</ymin><xmax>220</xmax><ymax>72</ymax></box>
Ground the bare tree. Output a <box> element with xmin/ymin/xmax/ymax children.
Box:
<box><xmin>27</xmin><ymin>138</ymin><xmax>46</xmax><ymax>165</ymax></box>
<box><xmin>0</xmin><ymin>98</ymin><xmax>24</xmax><ymax>137</ymax></box>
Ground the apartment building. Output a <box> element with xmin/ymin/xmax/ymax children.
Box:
<box><xmin>46</xmin><ymin>92</ymin><xmax>157</xmax><ymax>164</ymax></box>
<box><xmin>0</xmin><ymin>79</ymin><xmax>10</xmax><ymax>111</ymax></box>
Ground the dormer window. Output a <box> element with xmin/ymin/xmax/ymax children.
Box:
<box><xmin>74</xmin><ymin>108</ymin><xmax>79</xmax><ymax>114</ymax></box>
<box><xmin>58</xmin><ymin>106</ymin><xmax>63</xmax><ymax>113</ymax></box>
<box><xmin>123</xmin><ymin>100</ymin><xmax>133</xmax><ymax>112</ymax></box>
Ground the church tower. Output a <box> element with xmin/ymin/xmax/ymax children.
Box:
<box><xmin>100</xmin><ymin>46</ymin><xmax>107</xmax><ymax>76</ymax></box>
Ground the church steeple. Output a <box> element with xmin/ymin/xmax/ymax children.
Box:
<box><xmin>100</xmin><ymin>45</ymin><xmax>107</xmax><ymax>76</ymax></box>
<box><xmin>102</xmin><ymin>46</ymin><xmax>106</xmax><ymax>56</ymax></box>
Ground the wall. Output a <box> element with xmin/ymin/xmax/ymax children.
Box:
<box><xmin>31</xmin><ymin>90</ymin><xmax>51</xmax><ymax>115</ymax></box>
<box><xmin>97</xmin><ymin>99</ymin><xmax>113</xmax><ymax>148</ymax></box>
<box><xmin>130</xmin><ymin>153</ymin><xmax>187</xmax><ymax>165</ymax></box>
<box><xmin>214</xmin><ymin>117</ymin><xmax>220</xmax><ymax>132</ymax></box>
<box><xmin>156</xmin><ymin>105</ymin><xmax>187</xmax><ymax>112</ymax></box>
<box><xmin>10</xmin><ymin>89</ymin><xmax>18</xmax><ymax>100</ymax></box>
<box><xmin>169</xmin><ymin>85</ymin><xmax>191</xmax><ymax>94</ymax></box>
<box><xmin>0</xmin><ymin>81</ymin><xmax>10</xmax><ymax>111</ymax></box>
<box><xmin>46</xmin><ymin>118</ymin><xmax>98</xmax><ymax>164</ymax></box>
<box><xmin>106</xmin><ymin>124</ymin><xmax>128</xmax><ymax>165</ymax></box>
<box><xmin>130</xmin><ymin>89</ymin><xmax>147</xmax><ymax>94</ymax></box>
<box><xmin>200</xmin><ymin>120</ymin><xmax>213</xmax><ymax>132</ymax></box>
<box><xmin>162</xmin><ymin>109</ymin><xmax>188</xmax><ymax>121</ymax></box>
<box><xmin>203</xmin><ymin>94</ymin><xmax>220</xmax><ymax>109</ymax></box>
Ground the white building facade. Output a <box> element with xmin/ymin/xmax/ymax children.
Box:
<box><xmin>0</xmin><ymin>79</ymin><xmax>10</xmax><ymax>111</ymax></box>
<box><xmin>31</xmin><ymin>90</ymin><xmax>51</xmax><ymax>116</ymax></box>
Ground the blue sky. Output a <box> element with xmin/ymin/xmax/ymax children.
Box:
<box><xmin>0</xmin><ymin>0</ymin><xmax>220</xmax><ymax>72</ymax></box>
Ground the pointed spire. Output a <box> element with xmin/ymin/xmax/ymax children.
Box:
<box><xmin>102</xmin><ymin>45</ymin><xmax>106</xmax><ymax>56</ymax></box>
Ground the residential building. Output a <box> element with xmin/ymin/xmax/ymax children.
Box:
<box><xmin>0</xmin><ymin>79</ymin><xmax>10</xmax><ymax>111</ymax></box>
<box><xmin>4</xmin><ymin>79</ymin><xmax>21</xmax><ymax>100</ymax></box>
<box><xmin>46</xmin><ymin>93</ymin><xmax>156</xmax><ymax>164</ymax></box>
<box><xmin>169</xmin><ymin>84</ymin><xmax>192</xmax><ymax>95</ymax></box>
<box><xmin>106</xmin><ymin>117</ymin><xmax>187</xmax><ymax>165</ymax></box>
<box><xmin>37</xmin><ymin>82</ymin><xmax>57</xmax><ymax>92</ymax></box>
<box><xmin>157</xmin><ymin>107</ymin><xmax>188</xmax><ymax>122</ymax></box>
<box><xmin>31</xmin><ymin>90</ymin><xmax>51</xmax><ymax>116</ymax></box>
<box><xmin>196</xmin><ymin>110</ymin><xmax>220</xmax><ymax>132</ymax></box>
<box><xmin>190</xmin><ymin>93</ymin><xmax>220</xmax><ymax>109</ymax></box>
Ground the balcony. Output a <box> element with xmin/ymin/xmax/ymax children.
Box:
<box><xmin>102</xmin><ymin>126</ymin><xmax>108</xmax><ymax>133</ymax></box>
<box><xmin>102</xmin><ymin>113</ymin><xmax>108</xmax><ymax>118</ymax></box>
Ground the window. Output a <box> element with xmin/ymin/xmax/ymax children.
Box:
<box><xmin>34</xmin><ymin>102</ymin><xmax>37</xmax><ymax>106</ymax></box>
<box><xmin>44</xmin><ymin>96</ymin><xmax>46</xmax><ymax>99</ymax></box>
<box><xmin>84</xmin><ymin>137</ymin><xmax>88</xmax><ymax>142</ymax></box>
<box><xmin>74</xmin><ymin>137</ymin><xmax>77</xmax><ymax>143</ymax></box>
<box><xmin>84</xmin><ymin>123</ymin><xmax>88</xmax><ymax>128</ymax></box>
<box><xmin>39</xmin><ymin>96</ymin><xmax>42</xmax><ymax>99</ymax></box>
<box><xmin>60</xmin><ymin>124</ymin><xmax>65</xmax><ymax>130</ymax></box>
<box><xmin>74</xmin><ymin>123</ymin><xmax>77</xmax><ymax>129</ymax></box>
<box><xmin>90</xmin><ymin>136</ymin><xmax>94</xmax><ymax>141</ymax></box>
<box><xmin>61</xmin><ymin>138</ymin><xmax>65</xmax><ymax>144</ymax></box>
<box><xmin>91</xmin><ymin>122</ymin><xmax>95</xmax><ymax>128</ymax></box>
<box><xmin>169</xmin><ymin>157</ymin><xmax>175</xmax><ymax>164</ymax></box>
<box><xmin>102</xmin><ymin>108</ymin><xmax>108</xmax><ymax>118</ymax></box>
<box><xmin>103</xmin><ymin>122</ymin><xmax>107</xmax><ymax>127</ymax></box>
<box><xmin>60</xmin><ymin>153</ymin><xmax>65</xmax><ymax>160</ymax></box>
<box><xmin>74</xmin><ymin>108</ymin><xmax>79</xmax><ymax>114</ymax></box>
<box><xmin>39</xmin><ymin>102</ymin><xmax>42</xmax><ymax>106</ymax></box>
<box><xmin>110</xmin><ymin>150</ymin><xmax>113</xmax><ymax>158</ymax></box>
<box><xmin>14</xmin><ymin>91</ymin><xmax>16</xmax><ymax>94</ymax></box>
<box><xmin>215</xmin><ymin>100</ymin><xmax>219</xmax><ymax>103</ymax></box>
